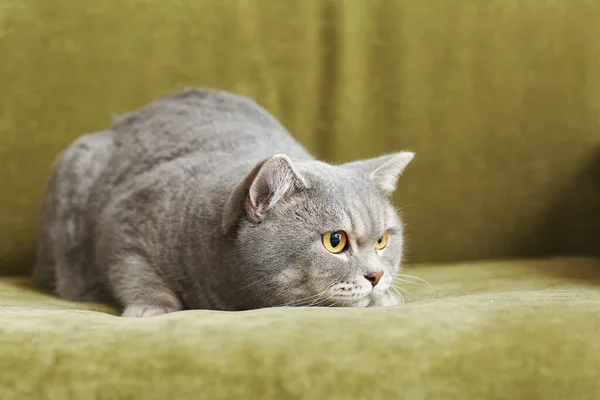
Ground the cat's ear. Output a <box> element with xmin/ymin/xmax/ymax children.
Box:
<box><xmin>345</xmin><ymin>152</ymin><xmax>414</xmax><ymax>195</ymax></box>
<box><xmin>222</xmin><ymin>154</ymin><xmax>307</xmax><ymax>233</ymax></box>
<box><xmin>246</xmin><ymin>154</ymin><xmax>307</xmax><ymax>220</ymax></box>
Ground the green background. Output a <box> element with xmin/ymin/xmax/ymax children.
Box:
<box><xmin>1</xmin><ymin>2</ymin><xmax>600</xmax><ymax>399</ymax></box>
<box><xmin>1</xmin><ymin>0</ymin><xmax>600</xmax><ymax>274</ymax></box>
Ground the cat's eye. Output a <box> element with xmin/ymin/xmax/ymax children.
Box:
<box><xmin>375</xmin><ymin>231</ymin><xmax>389</xmax><ymax>250</ymax></box>
<box><xmin>322</xmin><ymin>231</ymin><xmax>348</xmax><ymax>254</ymax></box>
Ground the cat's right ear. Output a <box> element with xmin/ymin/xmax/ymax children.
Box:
<box><xmin>222</xmin><ymin>154</ymin><xmax>307</xmax><ymax>234</ymax></box>
<box><xmin>343</xmin><ymin>151</ymin><xmax>414</xmax><ymax>195</ymax></box>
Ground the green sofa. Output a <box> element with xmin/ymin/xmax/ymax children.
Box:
<box><xmin>1</xmin><ymin>1</ymin><xmax>599</xmax><ymax>399</ymax></box>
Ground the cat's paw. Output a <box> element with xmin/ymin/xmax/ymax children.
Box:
<box><xmin>122</xmin><ymin>304</ymin><xmax>180</xmax><ymax>318</ymax></box>
<box><xmin>369</xmin><ymin>291</ymin><xmax>402</xmax><ymax>307</ymax></box>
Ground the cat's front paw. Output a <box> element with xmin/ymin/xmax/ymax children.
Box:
<box><xmin>122</xmin><ymin>304</ymin><xmax>180</xmax><ymax>318</ymax></box>
<box><xmin>369</xmin><ymin>291</ymin><xmax>402</xmax><ymax>307</ymax></box>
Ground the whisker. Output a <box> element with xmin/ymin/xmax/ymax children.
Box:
<box><xmin>340</xmin><ymin>296</ymin><xmax>351</xmax><ymax>308</ymax></box>
<box><xmin>396</xmin><ymin>202</ymin><xmax>428</xmax><ymax>218</ymax></box>
<box><xmin>396</xmin><ymin>202</ymin><xmax>420</xmax><ymax>212</ymax></box>
<box><xmin>278</xmin><ymin>292</ymin><xmax>327</xmax><ymax>307</ymax></box>
<box><xmin>389</xmin><ymin>286</ymin><xmax>405</xmax><ymax>304</ymax></box>
<box><xmin>278</xmin><ymin>282</ymin><xmax>338</xmax><ymax>307</ymax></box>
<box><xmin>273</xmin><ymin>287</ymin><xmax>321</xmax><ymax>307</ymax></box>
<box><xmin>392</xmin><ymin>278</ymin><xmax>429</xmax><ymax>286</ymax></box>
<box><xmin>308</xmin><ymin>290</ymin><xmax>340</xmax><ymax>307</ymax></box>
<box><xmin>390</xmin><ymin>284</ymin><xmax>418</xmax><ymax>298</ymax></box>
<box><xmin>393</xmin><ymin>273</ymin><xmax>436</xmax><ymax>299</ymax></box>
<box><xmin>307</xmin><ymin>287</ymin><xmax>337</xmax><ymax>307</ymax></box>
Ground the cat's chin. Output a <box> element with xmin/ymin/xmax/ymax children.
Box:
<box><xmin>368</xmin><ymin>291</ymin><xmax>402</xmax><ymax>307</ymax></box>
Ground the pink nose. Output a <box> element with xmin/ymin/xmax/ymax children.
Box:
<box><xmin>365</xmin><ymin>271</ymin><xmax>384</xmax><ymax>287</ymax></box>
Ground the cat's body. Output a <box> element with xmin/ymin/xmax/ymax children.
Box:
<box><xmin>34</xmin><ymin>89</ymin><xmax>414</xmax><ymax>317</ymax></box>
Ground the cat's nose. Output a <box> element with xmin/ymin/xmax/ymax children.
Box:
<box><xmin>364</xmin><ymin>271</ymin><xmax>384</xmax><ymax>287</ymax></box>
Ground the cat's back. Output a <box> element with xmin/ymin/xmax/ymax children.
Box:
<box><xmin>80</xmin><ymin>88</ymin><xmax>313</xmax><ymax>222</ymax></box>
<box><xmin>101</xmin><ymin>89</ymin><xmax>311</xmax><ymax>188</ymax></box>
<box><xmin>113</xmin><ymin>88</ymin><xmax>308</xmax><ymax>157</ymax></box>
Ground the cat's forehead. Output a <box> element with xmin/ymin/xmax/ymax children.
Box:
<box><xmin>299</xmin><ymin>160</ymin><xmax>370</xmax><ymax>188</ymax></box>
<box><xmin>300</xmin><ymin>165</ymin><xmax>399</xmax><ymax>236</ymax></box>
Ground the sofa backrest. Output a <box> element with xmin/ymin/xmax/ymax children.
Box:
<box><xmin>1</xmin><ymin>0</ymin><xmax>599</xmax><ymax>274</ymax></box>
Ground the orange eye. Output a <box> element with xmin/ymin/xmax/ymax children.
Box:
<box><xmin>322</xmin><ymin>231</ymin><xmax>348</xmax><ymax>254</ymax></box>
<box><xmin>375</xmin><ymin>231</ymin><xmax>389</xmax><ymax>250</ymax></box>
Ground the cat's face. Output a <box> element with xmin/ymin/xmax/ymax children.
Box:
<box><xmin>223</xmin><ymin>152</ymin><xmax>414</xmax><ymax>309</ymax></box>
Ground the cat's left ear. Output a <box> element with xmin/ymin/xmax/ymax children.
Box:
<box><xmin>246</xmin><ymin>154</ymin><xmax>307</xmax><ymax>221</ymax></box>
<box><xmin>345</xmin><ymin>152</ymin><xmax>415</xmax><ymax>195</ymax></box>
<box><xmin>222</xmin><ymin>154</ymin><xmax>307</xmax><ymax>233</ymax></box>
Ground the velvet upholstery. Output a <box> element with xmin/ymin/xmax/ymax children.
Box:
<box><xmin>1</xmin><ymin>1</ymin><xmax>599</xmax><ymax>398</ymax></box>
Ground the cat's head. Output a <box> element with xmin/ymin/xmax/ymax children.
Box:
<box><xmin>222</xmin><ymin>151</ymin><xmax>414</xmax><ymax>309</ymax></box>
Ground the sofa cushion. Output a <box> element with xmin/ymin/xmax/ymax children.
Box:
<box><xmin>1</xmin><ymin>257</ymin><xmax>599</xmax><ymax>399</ymax></box>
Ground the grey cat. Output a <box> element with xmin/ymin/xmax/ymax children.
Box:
<box><xmin>33</xmin><ymin>89</ymin><xmax>414</xmax><ymax>317</ymax></box>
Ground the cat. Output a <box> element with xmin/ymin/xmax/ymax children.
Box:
<box><xmin>33</xmin><ymin>88</ymin><xmax>414</xmax><ymax>317</ymax></box>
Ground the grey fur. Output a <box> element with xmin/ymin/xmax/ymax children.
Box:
<box><xmin>33</xmin><ymin>89</ymin><xmax>414</xmax><ymax>317</ymax></box>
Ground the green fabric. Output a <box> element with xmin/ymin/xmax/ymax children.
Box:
<box><xmin>1</xmin><ymin>0</ymin><xmax>600</xmax><ymax>274</ymax></box>
<box><xmin>1</xmin><ymin>257</ymin><xmax>600</xmax><ymax>399</ymax></box>
<box><xmin>1</xmin><ymin>2</ymin><xmax>600</xmax><ymax>398</ymax></box>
